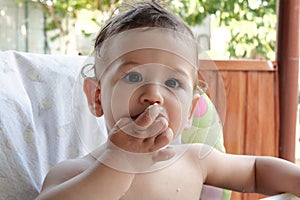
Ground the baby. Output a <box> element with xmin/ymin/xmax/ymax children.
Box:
<box><xmin>36</xmin><ymin>1</ymin><xmax>300</xmax><ymax>199</ymax></box>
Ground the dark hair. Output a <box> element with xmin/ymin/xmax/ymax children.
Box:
<box><xmin>89</xmin><ymin>1</ymin><xmax>201</xmax><ymax>91</ymax></box>
<box><xmin>94</xmin><ymin>0</ymin><xmax>195</xmax><ymax>53</ymax></box>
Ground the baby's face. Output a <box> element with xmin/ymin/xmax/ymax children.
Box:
<box><xmin>99</xmin><ymin>49</ymin><xmax>199</xmax><ymax>140</ymax></box>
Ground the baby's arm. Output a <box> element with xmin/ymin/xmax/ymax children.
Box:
<box><xmin>37</xmin><ymin>160</ymin><xmax>135</xmax><ymax>200</ymax></box>
<box><xmin>199</xmin><ymin>145</ymin><xmax>300</xmax><ymax>197</ymax></box>
<box><xmin>255</xmin><ymin>156</ymin><xmax>300</xmax><ymax>196</ymax></box>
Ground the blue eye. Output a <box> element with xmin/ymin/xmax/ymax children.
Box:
<box><xmin>165</xmin><ymin>78</ymin><xmax>180</xmax><ymax>88</ymax></box>
<box><xmin>123</xmin><ymin>71</ymin><xmax>143</xmax><ymax>83</ymax></box>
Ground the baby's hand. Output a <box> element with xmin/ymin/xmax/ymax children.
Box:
<box><xmin>99</xmin><ymin>104</ymin><xmax>175</xmax><ymax>173</ymax></box>
<box><xmin>109</xmin><ymin>104</ymin><xmax>173</xmax><ymax>153</ymax></box>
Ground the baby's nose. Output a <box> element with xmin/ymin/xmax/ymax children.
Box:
<box><xmin>140</xmin><ymin>84</ymin><xmax>164</xmax><ymax>105</ymax></box>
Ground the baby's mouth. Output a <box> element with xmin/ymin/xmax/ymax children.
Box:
<box><xmin>130</xmin><ymin>110</ymin><xmax>147</xmax><ymax>121</ymax></box>
<box><xmin>130</xmin><ymin>104</ymin><xmax>168</xmax><ymax>121</ymax></box>
<box><xmin>130</xmin><ymin>113</ymin><xmax>166</xmax><ymax>121</ymax></box>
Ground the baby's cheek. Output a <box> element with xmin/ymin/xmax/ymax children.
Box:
<box><xmin>168</xmin><ymin>107</ymin><xmax>185</xmax><ymax>135</ymax></box>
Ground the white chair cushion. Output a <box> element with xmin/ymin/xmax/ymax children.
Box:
<box><xmin>0</xmin><ymin>51</ymin><xmax>106</xmax><ymax>199</ymax></box>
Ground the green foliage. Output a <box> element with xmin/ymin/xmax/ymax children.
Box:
<box><xmin>18</xmin><ymin>0</ymin><xmax>120</xmax><ymax>31</ymax></box>
<box><xmin>167</xmin><ymin>0</ymin><xmax>207</xmax><ymax>25</ymax></box>
<box><xmin>16</xmin><ymin>0</ymin><xmax>277</xmax><ymax>59</ymax></box>
<box><xmin>168</xmin><ymin>0</ymin><xmax>277</xmax><ymax>60</ymax></box>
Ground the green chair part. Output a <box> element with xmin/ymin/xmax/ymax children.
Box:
<box><xmin>182</xmin><ymin>93</ymin><xmax>231</xmax><ymax>200</ymax></box>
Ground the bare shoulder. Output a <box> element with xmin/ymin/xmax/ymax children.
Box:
<box><xmin>186</xmin><ymin>143</ymin><xmax>227</xmax><ymax>174</ymax></box>
<box><xmin>41</xmin><ymin>155</ymin><xmax>94</xmax><ymax>192</ymax></box>
<box><xmin>187</xmin><ymin>143</ymin><xmax>223</xmax><ymax>160</ymax></box>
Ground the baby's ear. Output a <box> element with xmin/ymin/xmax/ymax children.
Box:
<box><xmin>83</xmin><ymin>78</ymin><xmax>103</xmax><ymax>117</ymax></box>
<box><xmin>185</xmin><ymin>93</ymin><xmax>200</xmax><ymax>129</ymax></box>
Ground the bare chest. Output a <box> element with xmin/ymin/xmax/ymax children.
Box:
<box><xmin>121</xmin><ymin>160</ymin><xmax>203</xmax><ymax>200</ymax></box>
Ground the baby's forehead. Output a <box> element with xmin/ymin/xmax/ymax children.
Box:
<box><xmin>98</xmin><ymin>49</ymin><xmax>198</xmax><ymax>84</ymax></box>
<box><xmin>117</xmin><ymin>49</ymin><xmax>195</xmax><ymax>68</ymax></box>
<box><xmin>94</xmin><ymin>27</ymin><xmax>198</xmax><ymax>79</ymax></box>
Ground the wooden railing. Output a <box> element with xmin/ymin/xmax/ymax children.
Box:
<box><xmin>199</xmin><ymin>60</ymin><xmax>279</xmax><ymax>200</ymax></box>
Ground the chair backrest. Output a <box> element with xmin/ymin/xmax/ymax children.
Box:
<box><xmin>0</xmin><ymin>51</ymin><xmax>101</xmax><ymax>199</ymax></box>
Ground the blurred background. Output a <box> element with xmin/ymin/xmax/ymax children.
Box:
<box><xmin>0</xmin><ymin>0</ymin><xmax>277</xmax><ymax>60</ymax></box>
<box><xmin>0</xmin><ymin>0</ymin><xmax>298</xmax><ymax>164</ymax></box>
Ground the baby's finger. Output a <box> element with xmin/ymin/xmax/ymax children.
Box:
<box><xmin>142</xmin><ymin>127</ymin><xmax>173</xmax><ymax>151</ymax></box>
<box><xmin>135</xmin><ymin>103</ymin><xmax>164</xmax><ymax>129</ymax></box>
<box><xmin>153</xmin><ymin>128</ymin><xmax>173</xmax><ymax>149</ymax></box>
<box><xmin>133</xmin><ymin>116</ymin><xmax>168</xmax><ymax>138</ymax></box>
<box><xmin>152</xmin><ymin>146</ymin><xmax>175</xmax><ymax>162</ymax></box>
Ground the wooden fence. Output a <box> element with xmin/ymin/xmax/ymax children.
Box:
<box><xmin>199</xmin><ymin>60</ymin><xmax>279</xmax><ymax>200</ymax></box>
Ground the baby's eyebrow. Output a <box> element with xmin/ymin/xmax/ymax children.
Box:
<box><xmin>117</xmin><ymin>60</ymin><xmax>192</xmax><ymax>80</ymax></box>
<box><xmin>173</xmin><ymin>68</ymin><xmax>190</xmax><ymax>79</ymax></box>
<box><xmin>118</xmin><ymin>61</ymin><xmax>140</xmax><ymax>72</ymax></box>
<box><xmin>112</xmin><ymin>60</ymin><xmax>141</xmax><ymax>80</ymax></box>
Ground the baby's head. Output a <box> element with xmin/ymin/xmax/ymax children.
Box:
<box><xmin>84</xmin><ymin>1</ymin><xmax>201</xmax><ymax>139</ymax></box>
<box><xmin>93</xmin><ymin>1</ymin><xmax>195</xmax><ymax>60</ymax></box>
<box><xmin>92</xmin><ymin>1</ymin><xmax>198</xmax><ymax>78</ymax></box>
